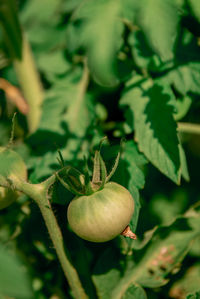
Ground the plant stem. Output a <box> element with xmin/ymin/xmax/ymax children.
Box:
<box><xmin>178</xmin><ymin>122</ymin><xmax>200</xmax><ymax>135</ymax></box>
<box><xmin>8</xmin><ymin>175</ymin><xmax>88</xmax><ymax>299</ymax></box>
<box><xmin>13</xmin><ymin>35</ymin><xmax>43</xmax><ymax>134</ymax></box>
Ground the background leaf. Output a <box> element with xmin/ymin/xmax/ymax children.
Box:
<box><xmin>79</xmin><ymin>0</ymin><xmax>123</xmax><ymax>86</ymax></box>
<box><xmin>188</xmin><ymin>0</ymin><xmax>200</xmax><ymax>22</ymax></box>
<box><xmin>0</xmin><ymin>245</ymin><xmax>33</xmax><ymax>298</ymax></box>
<box><xmin>122</xmin><ymin>283</ymin><xmax>147</xmax><ymax>299</ymax></box>
<box><xmin>169</xmin><ymin>263</ymin><xmax>200</xmax><ymax>298</ymax></box>
<box><xmin>137</xmin><ymin>0</ymin><xmax>179</xmax><ymax>60</ymax></box>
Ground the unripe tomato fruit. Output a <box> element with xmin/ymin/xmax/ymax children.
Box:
<box><xmin>67</xmin><ymin>182</ymin><xmax>134</xmax><ymax>242</ymax></box>
<box><xmin>0</xmin><ymin>187</ymin><xmax>19</xmax><ymax>210</ymax></box>
<box><xmin>0</xmin><ymin>147</ymin><xmax>27</xmax><ymax>209</ymax></box>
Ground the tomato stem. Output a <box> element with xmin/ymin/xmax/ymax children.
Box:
<box><xmin>178</xmin><ymin>122</ymin><xmax>200</xmax><ymax>135</ymax></box>
<box><xmin>5</xmin><ymin>174</ymin><xmax>89</xmax><ymax>299</ymax></box>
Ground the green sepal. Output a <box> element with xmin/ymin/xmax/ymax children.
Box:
<box><xmin>98</xmin><ymin>136</ymin><xmax>108</xmax><ymax>151</ymax></box>
<box><xmin>56</xmin><ymin>172</ymin><xmax>83</xmax><ymax>196</ymax></box>
<box><xmin>106</xmin><ymin>138</ymin><xmax>125</xmax><ymax>182</ymax></box>
<box><xmin>92</xmin><ymin>151</ymin><xmax>101</xmax><ymax>184</ymax></box>
<box><xmin>57</xmin><ymin>150</ymin><xmax>65</xmax><ymax>168</ymax></box>
<box><xmin>97</xmin><ymin>155</ymin><xmax>107</xmax><ymax>191</ymax></box>
<box><xmin>67</xmin><ymin>168</ymin><xmax>85</xmax><ymax>192</ymax></box>
<box><xmin>83</xmin><ymin>157</ymin><xmax>94</xmax><ymax>195</ymax></box>
<box><xmin>56</xmin><ymin>166</ymin><xmax>85</xmax><ymax>196</ymax></box>
<box><xmin>106</xmin><ymin>151</ymin><xmax>120</xmax><ymax>182</ymax></box>
<box><xmin>92</xmin><ymin>137</ymin><xmax>108</xmax><ymax>184</ymax></box>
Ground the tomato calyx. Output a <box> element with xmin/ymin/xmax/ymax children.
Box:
<box><xmin>56</xmin><ymin>137</ymin><xmax>122</xmax><ymax>196</ymax></box>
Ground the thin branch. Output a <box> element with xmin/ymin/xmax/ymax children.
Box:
<box><xmin>178</xmin><ymin>122</ymin><xmax>200</xmax><ymax>135</ymax></box>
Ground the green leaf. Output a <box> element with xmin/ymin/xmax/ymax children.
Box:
<box><xmin>113</xmin><ymin>212</ymin><xmax>200</xmax><ymax>295</ymax></box>
<box><xmin>167</xmin><ymin>62</ymin><xmax>200</xmax><ymax>95</ymax></box>
<box><xmin>170</xmin><ymin>263</ymin><xmax>200</xmax><ymax>298</ymax></box>
<box><xmin>25</xmin><ymin>24</ymin><xmax>67</xmax><ymax>52</ymax></box>
<box><xmin>80</xmin><ymin>0</ymin><xmax>123</xmax><ymax>86</ymax></box>
<box><xmin>188</xmin><ymin>0</ymin><xmax>200</xmax><ymax>22</ymax></box>
<box><xmin>179</xmin><ymin>144</ymin><xmax>190</xmax><ymax>182</ymax></box>
<box><xmin>123</xmin><ymin>141</ymin><xmax>147</xmax><ymax>190</ymax></box>
<box><xmin>62</xmin><ymin>0</ymin><xmax>84</xmax><ymax>13</ymax></box>
<box><xmin>121</xmin><ymin>284</ymin><xmax>147</xmax><ymax>299</ymax></box>
<box><xmin>110</xmin><ymin>140</ymin><xmax>146</xmax><ymax>232</ymax></box>
<box><xmin>0</xmin><ymin>245</ymin><xmax>33</xmax><ymax>298</ymax></box>
<box><xmin>122</xmin><ymin>141</ymin><xmax>147</xmax><ymax>232</ymax></box>
<box><xmin>129</xmin><ymin>185</ymin><xmax>140</xmax><ymax>233</ymax></box>
<box><xmin>37</xmin><ymin>51</ymin><xmax>71</xmax><ymax>83</ymax></box>
<box><xmin>57</xmin><ymin>166</ymin><xmax>85</xmax><ymax>195</ymax></box>
<box><xmin>93</xmin><ymin>212</ymin><xmax>200</xmax><ymax>298</ymax></box>
<box><xmin>128</xmin><ymin>31</ymin><xmax>155</xmax><ymax>69</ymax></box>
<box><xmin>92</xmin><ymin>248</ymin><xmax>122</xmax><ymax>299</ymax></box>
<box><xmin>20</xmin><ymin>0</ymin><xmax>61</xmax><ymax>24</ymax></box>
<box><xmin>138</xmin><ymin>0</ymin><xmax>179</xmax><ymax>60</ymax></box>
<box><xmin>38</xmin><ymin>69</ymin><xmax>95</xmax><ymax>137</ymax></box>
<box><xmin>187</xmin><ymin>291</ymin><xmax>200</xmax><ymax>299</ymax></box>
<box><xmin>133</xmin><ymin>215</ymin><xmax>200</xmax><ymax>288</ymax></box>
<box><xmin>120</xmin><ymin>77</ymin><xmax>181</xmax><ymax>184</ymax></box>
<box><xmin>150</xmin><ymin>189</ymin><xmax>188</xmax><ymax>225</ymax></box>
<box><xmin>0</xmin><ymin>0</ymin><xmax>23</xmax><ymax>59</ymax></box>
<box><xmin>174</xmin><ymin>96</ymin><xmax>192</xmax><ymax>121</ymax></box>
<box><xmin>189</xmin><ymin>236</ymin><xmax>200</xmax><ymax>257</ymax></box>
<box><xmin>120</xmin><ymin>0</ymin><xmax>140</xmax><ymax>22</ymax></box>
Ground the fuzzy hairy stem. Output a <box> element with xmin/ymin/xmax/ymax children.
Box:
<box><xmin>7</xmin><ymin>174</ymin><xmax>88</xmax><ymax>299</ymax></box>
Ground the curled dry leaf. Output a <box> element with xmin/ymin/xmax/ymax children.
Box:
<box><xmin>121</xmin><ymin>225</ymin><xmax>137</xmax><ymax>240</ymax></box>
<box><xmin>0</xmin><ymin>78</ymin><xmax>29</xmax><ymax>114</ymax></box>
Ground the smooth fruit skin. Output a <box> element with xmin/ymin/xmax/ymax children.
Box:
<box><xmin>67</xmin><ymin>182</ymin><xmax>134</xmax><ymax>242</ymax></box>
<box><xmin>0</xmin><ymin>147</ymin><xmax>27</xmax><ymax>209</ymax></box>
<box><xmin>0</xmin><ymin>147</ymin><xmax>27</xmax><ymax>183</ymax></box>
<box><xmin>0</xmin><ymin>187</ymin><xmax>19</xmax><ymax>210</ymax></box>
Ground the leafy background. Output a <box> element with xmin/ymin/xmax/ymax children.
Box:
<box><xmin>0</xmin><ymin>0</ymin><xmax>200</xmax><ymax>298</ymax></box>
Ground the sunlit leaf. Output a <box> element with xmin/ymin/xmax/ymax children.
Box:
<box><xmin>120</xmin><ymin>76</ymin><xmax>181</xmax><ymax>183</ymax></box>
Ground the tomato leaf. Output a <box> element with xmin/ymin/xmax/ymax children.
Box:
<box><xmin>170</xmin><ymin>263</ymin><xmax>200</xmax><ymax>298</ymax></box>
<box><xmin>120</xmin><ymin>77</ymin><xmax>181</xmax><ymax>184</ymax></box>
<box><xmin>121</xmin><ymin>284</ymin><xmax>147</xmax><ymax>299</ymax></box>
<box><xmin>78</xmin><ymin>0</ymin><xmax>123</xmax><ymax>86</ymax></box>
<box><xmin>0</xmin><ymin>245</ymin><xmax>33</xmax><ymax>298</ymax></box>
<box><xmin>167</xmin><ymin>62</ymin><xmax>200</xmax><ymax>95</ymax></box>
<box><xmin>188</xmin><ymin>0</ymin><xmax>200</xmax><ymax>22</ymax></box>
<box><xmin>186</xmin><ymin>291</ymin><xmax>200</xmax><ymax>299</ymax></box>
<box><xmin>117</xmin><ymin>211</ymin><xmax>200</xmax><ymax>290</ymax></box>
<box><xmin>137</xmin><ymin>0</ymin><xmax>179</xmax><ymax>60</ymax></box>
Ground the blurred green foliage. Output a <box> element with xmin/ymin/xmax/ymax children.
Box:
<box><xmin>0</xmin><ymin>0</ymin><xmax>200</xmax><ymax>298</ymax></box>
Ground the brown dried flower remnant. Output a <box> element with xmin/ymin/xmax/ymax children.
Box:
<box><xmin>121</xmin><ymin>225</ymin><xmax>137</xmax><ymax>240</ymax></box>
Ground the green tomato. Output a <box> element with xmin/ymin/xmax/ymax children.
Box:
<box><xmin>67</xmin><ymin>182</ymin><xmax>134</xmax><ymax>242</ymax></box>
<box><xmin>0</xmin><ymin>147</ymin><xmax>27</xmax><ymax>209</ymax></box>
<box><xmin>0</xmin><ymin>147</ymin><xmax>27</xmax><ymax>183</ymax></box>
<box><xmin>0</xmin><ymin>187</ymin><xmax>19</xmax><ymax>210</ymax></box>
